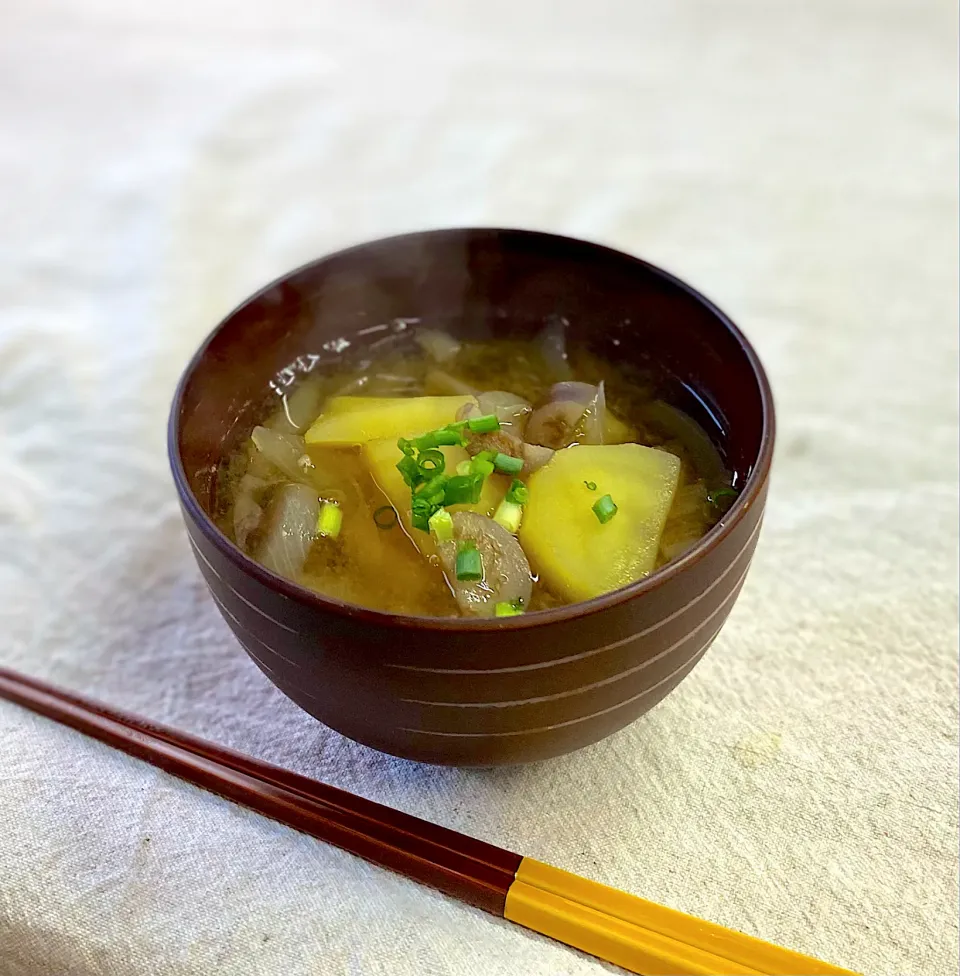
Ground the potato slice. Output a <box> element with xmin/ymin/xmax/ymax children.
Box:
<box><xmin>520</xmin><ymin>444</ymin><xmax>681</xmax><ymax>602</ymax></box>
<box><xmin>362</xmin><ymin>438</ymin><xmax>508</xmax><ymax>554</ymax></box>
<box><xmin>305</xmin><ymin>395</ymin><xmax>475</xmax><ymax>447</ymax></box>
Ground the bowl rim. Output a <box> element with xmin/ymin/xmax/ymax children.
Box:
<box><xmin>168</xmin><ymin>227</ymin><xmax>775</xmax><ymax>632</ymax></box>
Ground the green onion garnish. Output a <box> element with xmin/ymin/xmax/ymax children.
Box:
<box><xmin>493</xmin><ymin>499</ymin><xmax>523</xmax><ymax>534</ymax></box>
<box><xmin>467</xmin><ymin>413</ymin><xmax>500</xmax><ymax>434</ymax></box>
<box><xmin>417</xmin><ymin>449</ymin><xmax>445</xmax><ymax>476</ymax></box>
<box><xmin>470</xmin><ymin>457</ymin><xmax>495</xmax><ymax>478</ymax></box>
<box><xmin>418</xmin><ymin>472</ymin><xmax>449</xmax><ymax>495</ymax></box>
<box><xmin>415</xmin><ymin>476</ymin><xmax>448</xmax><ymax>510</ymax></box>
<box><xmin>316</xmin><ymin>501</ymin><xmax>343</xmax><ymax>539</ymax></box>
<box><xmin>412</xmin><ymin>431</ymin><xmax>437</xmax><ymax>450</ymax></box>
<box><xmin>495</xmin><ymin>599</ymin><xmax>524</xmax><ymax>617</ymax></box>
<box><xmin>415</xmin><ymin>428</ymin><xmax>462</xmax><ymax>450</ymax></box>
<box><xmin>592</xmin><ymin>494</ymin><xmax>618</xmax><ymax>524</ymax></box>
<box><xmin>373</xmin><ymin>505</ymin><xmax>397</xmax><ymax>530</ymax></box>
<box><xmin>411</xmin><ymin>474</ymin><xmax>448</xmax><ymax>531</ymax></box>
<box><xmin>455</xmin><ymin>541</ymin><xmax>483</xmax><ymax>581</ymax></box>
<box><xmin>444</xmin><ymin>473</ymin><xmax>484</xmax><ymax>506</ymax></box>
<box><xmin>428</xmin><ymin>507</ymin><xmax>454</xmax><ymax>543</ymax></box>
<box><xmin>493</xmin><ymin>452</ymin><xmax>524</xmax><ymax>475</ymax></box>
<box><xmin>396</xmin><ymin>454</ymin><xmax>424</xmax><ymax>488</ymax></box>
<box><xmin>505</xmin><ymin>479</ymin><xmax>529</xmax><ymax>505</ymax></box>
<box><xmin>707</xmin><ymin>487</ymin><xmax>738</xmax><ymax>506</ymax></box>
<box><xmin>584</xmin><ymin>480</ymin><xmax>597</xmax><ymax>491</ymax></box>
<box><xmin>397</xmin><ymin>421</ymin><xmax>488</xmax><ymax>533</ymax></box>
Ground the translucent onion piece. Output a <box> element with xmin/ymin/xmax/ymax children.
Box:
<box><xmin>659</xmin><ymin>483</ymin><xmax>711</xmax><ymax>564</ymax></box>
<box><xmin>251</xmin><ymin>426</ymin><xmax>309</xmax><ymax>483</ymax></box>
<box><xmin>267</xmin><ymin>375</ymin><xmax>325</xmax><ymax>433</ymax></box>
<box><xmin>539</xmin><ymin>315</ymin><xmax>573</xmax><ymax>381</ymax></box>
<box><xmin>659</xmin><ymin>532</ymin><xmax>702</xmax><ymax>563</ymax></box>
<box><xmin>415</xmin><ymin>328</ymin><xmax>462</xmax><ymax>364</ymax></box>
<box><xmin>335</xmin><ymin>372</ymin><xmax>421</xmax><ymax>398</ymax></box>
<box><xmin>642</xmin><ymin>401</ymin><xmax>727</xmax><ymax>485</ymax></box>
<box><xmin>476</xmin><ymin>391</ymin><xmax>532</xmax><ymax>433</ymax></box>
<box><xmin>548</xmin><ymin>381</ymin><xmax>596</xmax><ymax>405</ymax></box>
<box><xmin>436</xmin><ymin>512</ymin><xmax>533</xmax><ymax>617</ymax></box>
<box><xmin>425</xmin><ymin>369</ymin><xmax>478</xmax><ymax>396</ymax></box>
<box><xmin>257</xmin><ymin>483</ymin><xmax>321</xmax><ymax>580</ymax></box>
<box><xmin>331</xmin><ymin>374</ymin><xmax>370</xmax><ymax>397</ymax></box>
<box><xmin>577</xmin><ymin>380</ymin><xmax>606</xmax><ymax>445</ymax></box>
<box><xmin>233</xmin><ymin>474</ymin><xmax>267</xmax><ymax>551</ymax></box>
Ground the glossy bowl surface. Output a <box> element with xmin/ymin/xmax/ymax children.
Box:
<box><xmin>169</xmin><ymin>228</ymin><xmax>774</xmax><ymax>765</ymax></box>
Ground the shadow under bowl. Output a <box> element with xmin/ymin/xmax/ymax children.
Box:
<box><xmin>169</xmin><ymin>228</ymin><xmax>774</xmax><ymax>765</ymax></box>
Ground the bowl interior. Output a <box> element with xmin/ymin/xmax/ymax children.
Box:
<box><xmin>174</xmin><ymin>228</ymin><xmax>767</xmax><ymax>550</ymax></box>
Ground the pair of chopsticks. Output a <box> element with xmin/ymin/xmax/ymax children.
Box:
<box><xmin>0</xmin><ymin>666</ymin><xmax>857</xmax><ymax>976</ymax></box>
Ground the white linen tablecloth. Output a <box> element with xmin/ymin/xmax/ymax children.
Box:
<box><xmin>1</xmin><ymin>2</ymin><xmax>957</xmax><ymax>974</ymax></box>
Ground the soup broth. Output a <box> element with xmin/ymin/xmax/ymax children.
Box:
<box><xmin>216</xmin><ymin>330</ymin><xmax>735</xmax><ymax>617</ymax></box>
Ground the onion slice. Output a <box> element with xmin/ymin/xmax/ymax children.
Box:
<box><xmin>251</xmin><ymin>426</ymin><xmax>310</xmax><ymax>483</ymax></box>
<box><xmin>539</xmin><ymin>315</ymin><xmax>573</xmax><ymax>381</ymax></box>
<box><xmin>257</xmin><ymin>483</ymin><xmax>321</xmax><ymax>580</ymax></box>
<box><xmin>577</xmin><ymin>380</ymin><xmax>606</xmax><ymax>445</ymax></box>
<box><xmin>415</xmin><ymin>328</ymin><xmax>462</xmax><ymax>364</ymax></box>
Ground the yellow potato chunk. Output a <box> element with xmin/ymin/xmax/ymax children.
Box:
<box><xmin>520</xmin><ymin>444</ymin><xmax>681</xmax><ymax>602</ymax></box>
<box><xmin>362</xmin><ymin>438</ymin><xmax>507</xmax><ymax>554</ymax></box>
<box><xmin>305</xmin><ymin>395</ymin><xmax>475</xmax><ymax>447</ymax></box>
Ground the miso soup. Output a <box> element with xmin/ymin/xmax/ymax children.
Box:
<box><xmin>216</xmin><ymin>328</ymin><xmax>736</xmax><ymax>618</ymax></box>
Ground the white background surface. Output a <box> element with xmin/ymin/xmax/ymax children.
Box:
<box><xmin>1</xmin><ymin>2</ymin><xmax>957</xmax><ymax>974</ymax></box>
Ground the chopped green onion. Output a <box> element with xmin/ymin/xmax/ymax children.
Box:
<box><xmin>411</xmin><ymin>431</ymin><xmax>437</xmax><ymax>450</ymax></box>
<box><xmin>707</xmin><ymin>487</ymin><xmax>738</xmax><ymax>506</ymax></box>
<box><xmin>428</xmin><ymin>507</ymin><xmax>455</xmax><ymax>543</ymax></box>
<box><xmin>418</xmin><ymin>473</ymin><xmax>448</xmax><ymax>494</ymax></box>
<box><xmin>455</xmin><ymin>541</ymin><xmax>483</xmax><ymax>581</ymax></box>
<box><xmin>470</xmin><ymin>457</ymin><xmax>495</xmax><ymax>478</ymax></box>
<box><xmin>410</xmin><ymin>474</ymin><xmax>448</xmax><ymax>532</ymax></box>
<box><xmin>505</xmin><ymin>479</ymin><xmax>529</xmax><ymax>505</ymax></box>
<box><xmin>493</xmin><ymin>498</ymin><xmax>523</xmax><ymax>535</ymax></box>
<box><xmin>493</xmin><ymin>499</ymin><xmax>523</xmax><ymax>534</ymax></box>
<box><xmin>396</xmin><ymin>454</ymin><xmax>423</xmax><ymax>488</ymax></box>
<box><xmin>373</xmin><ymin>505</ymin><xmax>397</xmax><ymax>530</ymax></box>
<box><xmin>493</xmin><ymin>452</ymin><xmax>524</xmax><ymax>475</ymax></box>
<box><xmin>435</xmin><ymin>428</ymin><xmax>464</xmax><ymax>446</ymax></box>
<box><xmin>473</xmin><ymin>450</ymin><xmax>496</xmax><ymax>463</ymax></box>
<box><xmin>411</xmin><ymin>503</ymin><xmax>432</xmax><ymax>532</ymax></box>
<box><xmin>417</xmin><ymin>449</ymin><xmax>445</xmax><ymax>475</ymax></box>
<box><xmin>414</xmin><ymin>428</ymin><xmax>462</xmax><ymax>450</ymax></box>
<box><xmin>592</xmin><ymin>494</ymin><xmax>618</xmax><ymax>524</ymax></box>
<box><xmin>467</xmin><ymin>413</ymin><xmax>501</xmax><ymax>434</ymax></box>
<box><xmin>444</xmin><ymin>473</ymin><xmax>484</xmax><ymax>506</ymax></box>
<box><xmin>584</xmin><ymin>480</ymin><xmax>597</xmax><ymax>491</ymax></box>
<box><xmin>397</xmin><ymin>437</ymin><xmax>416</xmax><ymax>456</ymax></box>
<box><xmin>415</xmin><ymin>475</ymin><xmax>448</xmax><ymax>506</ymax></box>
<box><xmin>455</xmin><ymin>459</ymin><xmax>472</xmax><ymax>476</ymax></box>
<box><xmin>495</xmin><ymin>599</ymin><xmax>524</xmax><ymax>617</ymax></box>
<box><xmin>316</xmin><ymin>501</ymin><xmax>343</xmax><ymax>539</ymax></box>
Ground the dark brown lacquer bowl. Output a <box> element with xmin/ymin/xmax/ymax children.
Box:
<box><xmin>169</xmin><ymin>229</ymin><xmax>775</xmax><ymax>766</ymax></box>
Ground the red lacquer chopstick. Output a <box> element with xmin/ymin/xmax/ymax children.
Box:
<box><xmin>0</xmin><ymin>666</ymin><xmax>858</xmax><ymax>976</ymax></box>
